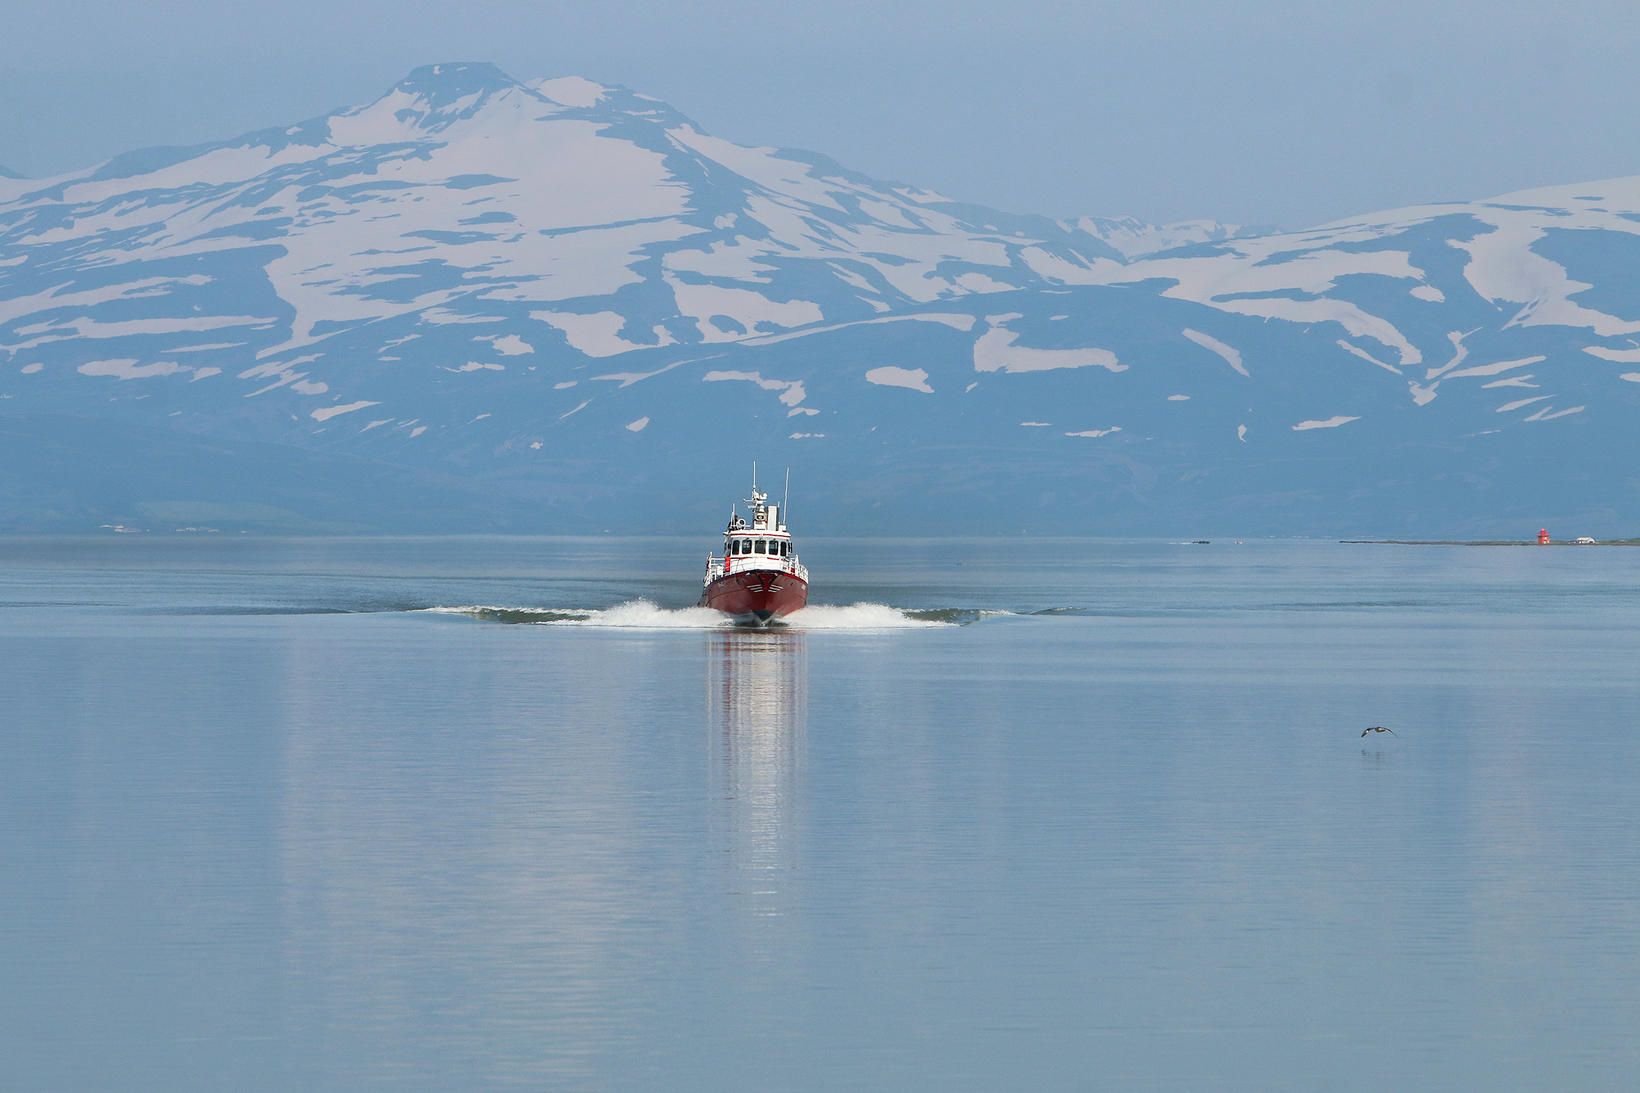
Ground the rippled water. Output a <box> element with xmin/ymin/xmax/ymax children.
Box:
<box><xmin>3</xmin><ymin>536</ymin><xmax>1638</xmax><ymax>1089</ymax></box>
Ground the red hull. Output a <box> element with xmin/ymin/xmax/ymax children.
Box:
<box><xmin>700</xmin><ymin>569</ymin><xmax>808</xmax><ymax>625</ymax></box>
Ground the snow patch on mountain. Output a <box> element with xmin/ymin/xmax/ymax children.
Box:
<box><xmin>481</xmin><ymin>334</ymin><xmax>534</xmax><ymax>356</ymax></box>
<box><xmin>1524</xmin><ymin>404</ymin><xmax>1584</xmax><ymax>421</ymax></box>
<box><xmin>973</xmin><ymin>316</ymin><xmax>1126</xmax><ymax>374</ymax></box>
<box><xmin>530</xmin><ymin>76</ymin><xmax>611</xmax><ymax>109</ymax></box>
<box><xmin>1181</xmin><ymin>328</ymin><xmax>1248</xmax><ymax>376</ymax></box>
<box><xmin>532</xmin><ymin>310</ymin><xmax>672</xmax><ymax>358</ymax></box>
<box><xmin>1292</xmin><ymin>415</ymin><xmax>1359</xmax><ymax>431</ymax></box>
<box><xmin>312</xmin><ymin>400</ymin><xmax>379</xmax><ymax>422</ymax></box>
<box><xmin>865</xmin><ymin>366</ymin><xmax>933</xmax><ymax>393</ymax></box>
<box><xmin>1062</xmin><ymin>215</ymin><xmax>1256</xmax><ymax>259</ymax></box>
<box><xmin>1446</xmin><ymin>356</ymin><xmax>1544</xmax><ymax>379</ymax></box>
<box><xmin>1454</xmin><ymin>214</ymin><xmax>1640</xmax><ymax>336</ymax></box>
<box><xmin>741</xmin><ymin>312</ymin><xmax>976</xmax><ymax>348</ymax></box>
<box><xmin>669</xmin><ymin>280</ymin><xmax>824</xmax><ymax>340</ymax></box>
<box><xmin>703</xmin><ymin>369</ymin><xmax>807</xmax><ymax>407</ymax></box>
<box><xmin>1585</xmin><ymin>345</ymin><xmax>1640</xmax><ymax>363</ymax></box>
<box><xmin>77</xmin><ymin>359</ymin><xmax>189</xmax><ymax>381</ymax></box>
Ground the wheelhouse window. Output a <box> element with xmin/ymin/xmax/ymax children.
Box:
<box><xmin>755</xmin><ymin>539</ymin><xmax>767</xmax><ymax>554</ymax></box>
<box><xmin>780</xmin><ymin>541</ymin><xmax>789</xmax><ymax>557</ymax></box>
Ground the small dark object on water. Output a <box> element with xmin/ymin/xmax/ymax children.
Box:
<box><xmin>1361</xmin><ymin>725</ymin><xmax>1397</xmax><ymax>737</ymax></box>
<box><xmin>1192</xmin><ymin>539</ymin><xmax>1210</xmax><ymax>544</ymax></box>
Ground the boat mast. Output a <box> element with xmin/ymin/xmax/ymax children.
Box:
<box><xmin>741</xmin><ymin>461</ymin><xmax>772</xmax><ymax>530</ymax></box>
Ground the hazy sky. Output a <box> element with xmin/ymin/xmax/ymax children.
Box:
<box><xmin>4</xmin><ymin>0</ymin><xmax>1638</xmax><ymax>228</ymax></box>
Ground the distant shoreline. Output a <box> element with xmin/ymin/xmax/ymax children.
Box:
<box><xmin>1341</xmin><ymin>539</ymin><xmax>1640</xmax><ymax>547</ymax></box>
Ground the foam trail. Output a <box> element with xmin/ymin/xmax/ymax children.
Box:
<box><xmin>419</xmin><ymin>605</ymin><xmax>595</xmax><ymax>624</ymax></box>
<box><xmin>422</xmin><ymin>601</ymin><xmax>725</xmax><ymax>628</ymax></box>
<box><xmin>424</xmin><ymin>600</ymin><xmax>955</xmax><ymax>629</ymax></box>
<box><xmin>569</xmin><ymin>601</ymin><xmax>731</xmax><ymax>628</ymax></box>
<box><xmin>781</xmin><ymin>603</ymin><xmax>950</xmax><ymax>629</ymax></box>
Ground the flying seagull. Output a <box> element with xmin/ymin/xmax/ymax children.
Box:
<box><xmin>1361</xmin><ymin>725</ymin><xmax>1397</xmax><ymax>737</ymax></box>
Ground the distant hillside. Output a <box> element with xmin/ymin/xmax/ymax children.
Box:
<box><xmin>1</xmin><ymin>62</ymin><xmax>1636</xmax><ymax>536</ymax></box>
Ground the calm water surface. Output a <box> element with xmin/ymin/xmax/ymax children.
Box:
<box><xmin>2</xmin><ymin>536</ymin><xmax>1638</xmax><ymax>1090</ymax></box>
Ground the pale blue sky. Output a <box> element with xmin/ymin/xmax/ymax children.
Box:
<box><xmin>4</xmin><ymin>0</ymin><xmax>1638</xmax><ymax>228</ymax></box>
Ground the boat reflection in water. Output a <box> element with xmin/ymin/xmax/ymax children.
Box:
<box><xmin>706</xmin><ymin>628</ymin><xmax>807</xmax><ymax>939</ymax></box>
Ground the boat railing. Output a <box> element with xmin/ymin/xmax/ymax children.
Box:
<box><xmin>705</xmin><ymin>552</ymin><xmax>807</xmax><ymax>585</ymax></box>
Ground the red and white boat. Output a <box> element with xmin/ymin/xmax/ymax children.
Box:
<box><xmin>700</xmin><ymin>478</ymin><xmax>809</xmax><ymax>626</ymax></box>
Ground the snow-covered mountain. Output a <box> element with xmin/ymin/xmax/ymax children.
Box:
<box><xmin>0</xmin><ymin>61</ymin><xmax>1136</xmax><ymax>363</ymax></box>
<box><xmin>1</xmin><ymin>62</ymin><xmax>1636</xmax><ymax>534</ymax></box>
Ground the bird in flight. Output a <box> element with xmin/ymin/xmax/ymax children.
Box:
<box><xmin>1361</xmin><ymin>725</ymin><xmax>1397</xmax><ymax>737</ymax></box>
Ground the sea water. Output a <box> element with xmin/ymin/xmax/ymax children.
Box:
<box><xmin>2</xmin><ymin>536</ymin><xmax>1638</xmax><ymax>1090</ymax></box>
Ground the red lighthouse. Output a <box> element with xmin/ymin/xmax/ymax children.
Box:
<box><xmin>1538</xmin><ymin>528</ymin><xmax>1551</xmax><ymax>545</ymax></box>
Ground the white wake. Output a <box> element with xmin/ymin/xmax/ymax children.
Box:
<box><xmin>779</xmin><ymin>603</ymin><xmax>949</xmax><ymax>629</ymax></box>
<box><xmin>423</xmin><ymin>599</ymin><xmax>951</xmax><ymax>630</ymax></box>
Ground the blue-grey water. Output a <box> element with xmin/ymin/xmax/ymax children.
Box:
<box><xmin>3</xmin><ymin>536</ymin><xmax>1638</xmax><ymax>1090</ymax></box>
